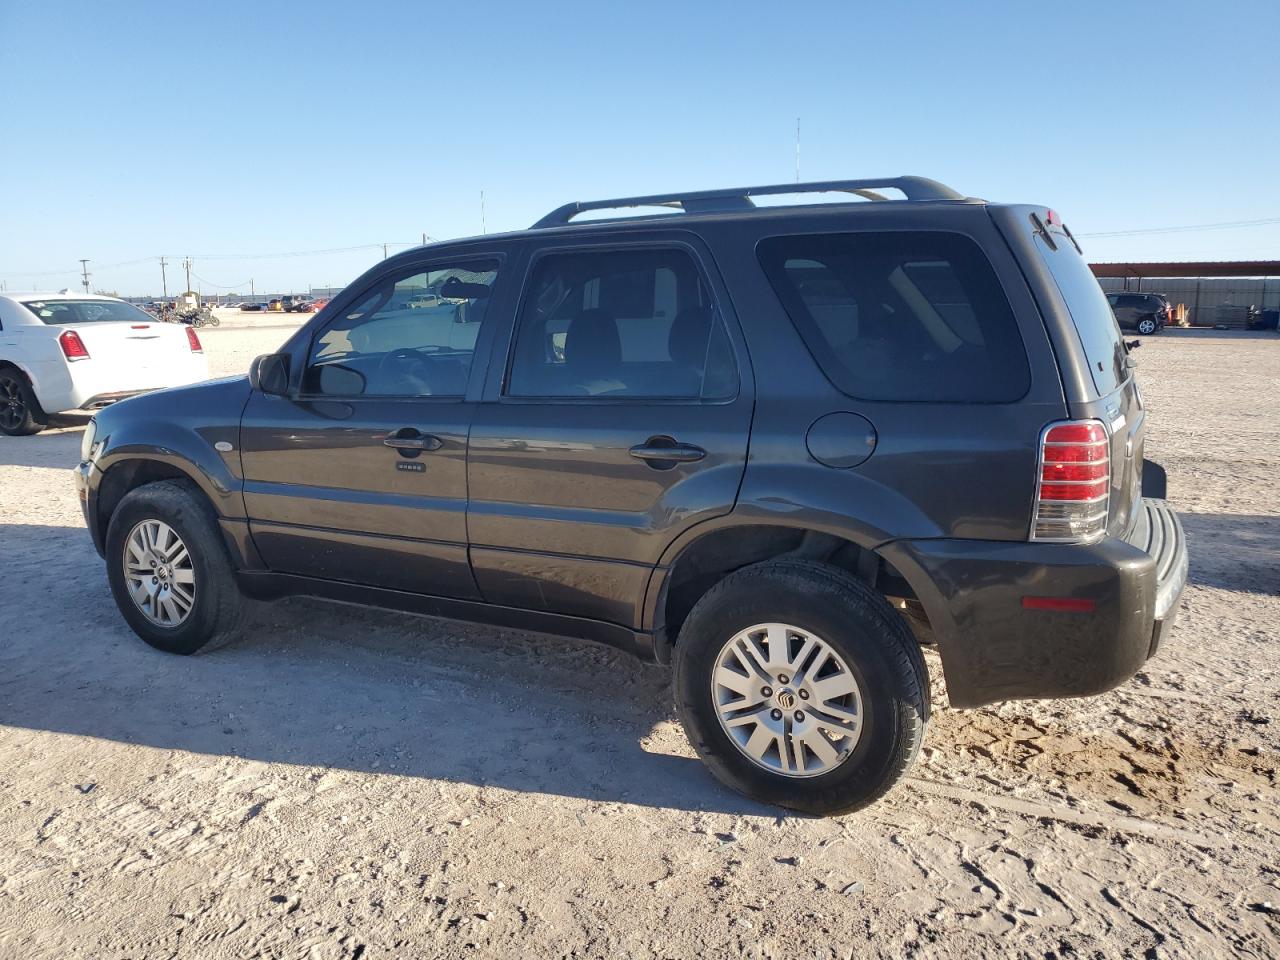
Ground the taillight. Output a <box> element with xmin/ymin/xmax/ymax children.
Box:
<box><xmin>186</xmin><ymin>326</ymin><xmax>203</xmax><ymax>353</ymax></box>
<box><xmin>1032</xmin><ymin>420</ymin><xmax>1110</xmax><ymax>542</ymax></box>
<box><xmin>59</xmin><ymin>329</ymin><xmax>90</xmax><ymax>361</ymax></box>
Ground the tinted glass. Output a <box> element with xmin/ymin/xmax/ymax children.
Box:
<box><xmin>1030</xmin><ymin>228</ymin><xmax>1125</xmax><ymax>396</ymax></box>
<box><xmin>304</xmin><ymin>259</ymin><xmax>498</xmax><ymax>397</ymax></box>
<box><xmin>507</xmin><ymin>248</ymin><xmax>737</xmax><ymax>399</ymax></box>
<box><xmin>21</xmin><ymin>299</ymin><xmax>155</xmax><ymax>325</ymax></box>
<box><xmin>757</xmin><ymin>231</ymin><xmax>1030</xmax><ymax>402</ymax></box>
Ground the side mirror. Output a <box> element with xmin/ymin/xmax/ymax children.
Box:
<box><xmin>249</xmin><ymin>352</ymin><xmax>291</xmax><ymax>396</ymax></box>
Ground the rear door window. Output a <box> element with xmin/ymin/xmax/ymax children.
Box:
<box><xmin>1029</xmin><ymin>226</ymin><xmax>1125</xmax><ymax>396</ymax></box>
<box><xmin>757</xmin><ymin>231</ymin><xmax>1030</xmax><ymax>402</ymax></box>
<box><xmin>506</xmin><ymin>247</ymin><xmax>737</xmax><ymax>400</ymax></box>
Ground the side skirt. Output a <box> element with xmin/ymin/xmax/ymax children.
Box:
<box><xmin>235</xmin><ymin>571</ymin><xmax>658</xmax><ymax>661</ymax></box>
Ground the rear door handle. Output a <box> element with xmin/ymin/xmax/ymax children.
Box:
<box><xmin>383</xmin><ymin>428</ymin><xmax>443</xmax><ymax>452</ymax></box>
<box><xmin>628</xmin><ymin>438</ymin><xmax>707</xmax><ymax>464</ymax></box>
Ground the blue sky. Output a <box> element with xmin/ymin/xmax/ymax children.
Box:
<box><xmin>2</xmin><ymin>0</ymin><xmax>1278</xmax><ymax>296</ymax></box>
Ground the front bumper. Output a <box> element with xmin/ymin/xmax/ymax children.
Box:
<box><xmin>882</xmin><ymin>497</ymin><xmax>1188</xmax><ymax>708</ymax></box>
<box><xmin>74</xmin><ymin>460</ymin><xmax>106</xmax><ymax>558</ymax></box>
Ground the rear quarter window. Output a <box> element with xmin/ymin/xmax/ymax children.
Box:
<box><xmin>757</xmin><ymin>231</ymin><xmax>1031</xmax><ymax>403</ymax></box>
<box><xmin>1029</xmin><ymin>226</ymin><xmax>1125</xmax><ymax>396</ymax></box>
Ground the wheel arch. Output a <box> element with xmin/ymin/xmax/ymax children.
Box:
<box><xmin>645</xmin><ymin>518</ymin><xmax>942</xmax><ymax>665</ymax></box>
<box><xmin>93</xmin><ymin>454</ymin><xmax>260</xmax><ymax>571</ymax></box>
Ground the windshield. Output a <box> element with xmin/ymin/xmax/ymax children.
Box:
<box><xmin>21</xmin><ymin>299</ymin><xmax>156</xmax><ymax>325</ymax></box>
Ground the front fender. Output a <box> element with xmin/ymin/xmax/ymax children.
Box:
<box><xmin>87</xmin><ymin>376</ymin><xmax>253</xmax><ymax>521</ymax></box>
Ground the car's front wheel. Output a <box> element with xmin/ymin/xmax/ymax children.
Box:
<box><xmin>673</xmin><ymin>559</ymin><xmax>929</xmax><ymax>815</ymax></box>
<box><xmin>105</xmin><ymin>479</ymin><xmax>247</xmax><ymax>655</ymax></box>
<box><xmin>0</xmin><ymin>369</ymin><xmax>48</xmax><ymax>436</ymax></box>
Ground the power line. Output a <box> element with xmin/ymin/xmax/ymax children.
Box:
<box><xmin>1080</xmin><ymin>216</ymin><xmax>1280</xmax><ymax>238</ymax></box>
<box><xmin>0</xmin><ymin>242</ymin><xmax>433</xmax><ymax>279</ymax></box>
<box><xmin>189</xmin><ymin>270</ymin><xmax>253</xmax><ymax>290</ymax></box>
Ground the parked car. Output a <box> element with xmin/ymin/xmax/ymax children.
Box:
<box><xmin>1106</xmin><ymin>292</ymin><xmax>1169</xmax><ymax>335</ymax></box>
<box><xmin>266</xmin><ymin>299</ymin><xmax>285</xmax><ymax>312</ymax></box>
<box><xmin>74</xmin><ymin>177</ymin><xmax>1187</xmax><ymax>814</ymax></box>
<box><xmin>0</xmin><ymin>292</ymin><xmax>207</xmax><ymax>435</ymax></box>
<box><xmin>239</xmin><ymin>302</ymin><xmax>265</xmax><ymax>312</ymax></box>
<box><xmin>286</xmin><ymin>296</ymin><xmax>315</xmax><ymax>313</ymax></box>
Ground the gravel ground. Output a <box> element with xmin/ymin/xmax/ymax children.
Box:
<box><xmin>0</xmin><ymin>325</ymin><xmax>1277</xmax><ymax>959</ymax></box>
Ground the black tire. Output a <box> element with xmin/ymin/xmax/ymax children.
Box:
<box><xmin>105</xmin><ymin>479</ymin><xmax>246</xmax><ymax>655</ymax></box>
<box><xmin>673</xmin><ymin>559</ymin><xmax>929</xmax><ymax>816</ymax></box>
<box><xmin>0</xmin><ymin>368</ymin><xmax>49</xmax><ymax>436</ymax></box>
<box><xmin>1137</xmin><ymin>319</ymin><xmax>1157</xmax><ymax>335</ymax></box>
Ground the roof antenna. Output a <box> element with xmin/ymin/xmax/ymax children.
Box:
<box><xmin>795</xmin><ymin>118</ymin><xmax>800</xmax><ymax>183</ymax></box>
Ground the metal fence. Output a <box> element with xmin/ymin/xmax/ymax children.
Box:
<box><xmin>1097</xmin><ymin>277</ymin><xmax>1279</xmax><ymax>325</ymax></box>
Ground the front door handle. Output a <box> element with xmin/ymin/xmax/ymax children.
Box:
<box><xmin>628</xmin><ymin>437</ymin><xmax>707</xmax><ymax>465</ymax></box>
<box><xmin>383</xmin><ymin>428</ymin><xmax>443</xmax><ymax>452</ymax></box>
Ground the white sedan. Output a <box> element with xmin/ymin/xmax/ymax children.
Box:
<box><xmin>0</xmin><ymin>291</ymin><xmax>209</xmax><ymax>435</ymax></box>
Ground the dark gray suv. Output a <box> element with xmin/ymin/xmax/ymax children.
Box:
<box><xmin>74</xmin><ymin>177</ymin><xmax>1188</xmax><ymax>814</ymax></box>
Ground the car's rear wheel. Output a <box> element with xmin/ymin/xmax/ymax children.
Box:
<box><xmin>0</xmin><ymin>369</ymin><xmax>48</xmax><ymax>436</ymax></box>
<box><xmin>105</xmin><ymin>479</ymin><xmax>246</xmax><ymax>655</ymax></box>
<box><xmin>1137</xmin><ymin>318</ymin><xmax>1157</xmax><ymax>335</ymax></box>
<box><xmin>673</xmin><ymin>559</ymin><xmax>929</xmax><ymax>815</ymax></box>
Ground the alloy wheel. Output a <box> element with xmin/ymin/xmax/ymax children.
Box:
<box><xmin>0</xmin><ymin>377</ymin><xmax>25</xmax><ymax>431</ymax></box>
<box><xmin>123</xmin><ymin>519</ymin><xmax>196</xmax><ymax>626</ymax></box>
<box><xmin>712</xmin><ymin>622</ymin><xmax>863</xmax><ymax>777</ymax></box>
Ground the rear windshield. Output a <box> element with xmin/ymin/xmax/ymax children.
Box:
<box><xmin>757</xmin><ymin>231</ymin><xmax>1031</xmax><ymax>403</ymax></box>
<box><xmin>1030</xmin><ymin>227</ymin><xmax>1126</xmax><ymax>395</ymax></box>
<box><xmin>20</xmin><ymin>299</ymin><xmax>155</xmax><ymax>325</ymax></box>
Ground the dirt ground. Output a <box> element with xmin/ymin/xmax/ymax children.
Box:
<box><xmin>0</xmin><ymin>324</ymin><xmax>1277</xmax><ymax>959</ymax></box>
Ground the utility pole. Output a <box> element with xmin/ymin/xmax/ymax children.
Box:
<box><xmin>383</xmin><ymin>243</ymin><xmax>388</xmax><ymax>259</ymax></box>
<box><xmin>250</xmin><ymin>278</ymin><xmax>255</xmax><ymax>297</ymax></box>
<box><xmin>182</xmin><ymin>257</ymin><xmax>193</xmax><ymax>293</ymax></box>
<box><xmin>79</xmin><ymin>259</ymin><xmax>91</xmax><ymax>293</ymax></box>
<box><xmin>159</xmin><ymin>256</ymin><xmax>169</xmax><ymax>299</ymax></box>
<box><xmin>481</xmin><ymin>190</ymin><xmax>486</xmax><ymax>234</ymax></box>
<box><xmin>422</xmin><ymin>232</ymin><xmax>427</xmax><ymax>246</ymax></box>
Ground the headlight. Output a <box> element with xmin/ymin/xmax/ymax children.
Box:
<box><xmin>81</xmin><ymin>418</ymin><xmax>98</xmax><ymax>462</ymax></box>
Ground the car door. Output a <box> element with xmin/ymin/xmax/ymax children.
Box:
<box><xmin>239</xmin><ymin>250</ymin><xmax>512</xmax><ymax>597</ymax></box>
<box><xmin>466</xmin><ymin>236</ymin><xmax>753</xmax><ymax>628</ymax></box>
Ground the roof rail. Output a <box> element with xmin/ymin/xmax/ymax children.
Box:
<box><xmin>530</xmin><ymin>176</ymin><xmax>967</xmax><ymax>229</ymax></box>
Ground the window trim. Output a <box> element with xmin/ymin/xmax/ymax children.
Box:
<box><xmin>499</xmin><ymin>239</ymin><xmax>740</xmax><ymax>406</ymax></box>
<box><xmin>296</xmin><ymin>252</ymin><xmax>504</xmax><ymax>402</ymax></box>
<box><xmin>755</xmin><ymin>227</ymin><xmax>1033</xmax><ymax>405</ymax></box>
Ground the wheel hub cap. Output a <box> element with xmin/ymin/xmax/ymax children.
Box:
<box><xmin>712</xmin><ymin>622</ymin><xmax>863</xmax><ymax>778</ymax></box>
<box><xmin>123</xmin><ymin>519</ymin><xmax>196</xmax><ymax>626</ymax></box>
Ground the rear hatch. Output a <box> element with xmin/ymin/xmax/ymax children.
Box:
<box><xmin>992</xmin><ymin>207</ymin><xmax>1146</xmax><ymax>538</ymax></box>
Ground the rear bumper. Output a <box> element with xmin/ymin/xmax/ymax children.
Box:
<box><xmin>41</xmin><ymin>355</ymin><xmax>208</xmax><ymax>413</ymax></box>
<box><xmin>882</xmin><ymin>497</ymin><xmax>1188</xmax><ymax>708</ymax></box>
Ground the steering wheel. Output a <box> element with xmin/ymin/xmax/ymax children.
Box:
<box><xmin>375</xmin><ymin>347</ymin><xmax>436</xmax><ymax>392</ymax></box>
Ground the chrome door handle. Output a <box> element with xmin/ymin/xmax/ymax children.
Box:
<box><xmin>628</xmin><ymin>438</ymin><xmax>706</xmax><ymax>464</ymax></box>
<box><xmin>383</xmin><ymin>429</ymin><xmax>443</xmax><ymax>452</ymax></box>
